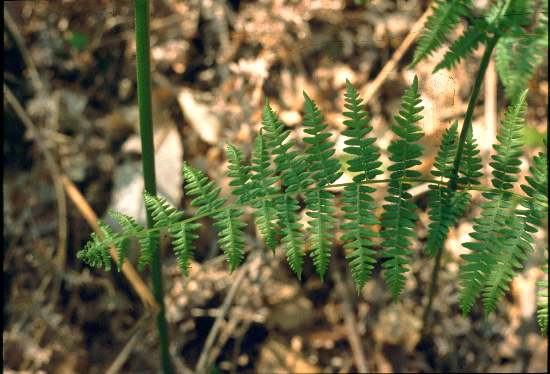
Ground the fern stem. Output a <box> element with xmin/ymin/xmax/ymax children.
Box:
<box><xmin>102</xmin><ymin>178</ymin><xmax>540</xmax><ymax>246</ymax></box>
<box><xmin>427</xmin><ymin>33</ymin><xmax>498</xmax><ymax>330</ymax></box>
<box><xmin>450</xmin><ymin>34</ymin><xmax>499</xmax><ymax>191</ymax></box>
<box><xmin>135</xmin><ymin>0</ymin><xmax>172</xmax><ymax>372</ymax></box>
<box><xmin>421</xmin><ymin>245</ymin><xmax>443</xmax><ymax>335</ymax></box>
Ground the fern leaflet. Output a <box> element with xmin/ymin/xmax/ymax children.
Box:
<box><xmin>380</xmin><ymin>76</ymin><xmax>424</xmax><ymax>298</ymax></box>
<box><xmin>340</xmin><ymin>80</ymin><xmax>382</xmax><ymax>291</ymax></box>
<box><xmin>302</xmin><ymin>92</ymin><xmax>342</xmax><ymax>280</ymax></box>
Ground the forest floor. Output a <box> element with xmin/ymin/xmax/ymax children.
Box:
<box><xmin>3</xmin><ymin>0</ymin><xmax>548</xmax><ymax>373</ymax></box>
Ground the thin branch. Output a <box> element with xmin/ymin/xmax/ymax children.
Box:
<box><xmin>4</xmin><ymin>84</ymin><xmax>67</xmax><ymax>296</ymax></box>
<box><xmin>4</xmin><ymin>7</ymin><xmax>45</xmax><ymax>94</ymax></box>
<box><xmin>361</xmin><ymin>5</ymin><xmax>432</xmax><ymax>104</ymax></box>
<box><xmin>195</xmin><ymin>252</ymin><xmax>261</xmax><ymax>374</ymax></box>
<box><xmin>332</xmin><ymin>266</ymin><xmax>369</xmax><ymax>373</ymax></box>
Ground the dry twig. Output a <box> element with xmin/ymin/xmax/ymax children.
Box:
<box><xmin>4</xmin><ymin>84</ymin><xmax>67</xmax><ymax>305</ymax></box>
<box><xmin>195</xmin><ymin>252</ymin><xmax>261</xmax><ymax>373</ymax></box>
<box><xmin>361</xmin><ymin>6</ymin><xmax>432</xmax><ymax>104</ymax></box>
<box><xmin>332</xmin><ymin>266</ymin><xmax>369</xmax><ymax>373</ymax></box>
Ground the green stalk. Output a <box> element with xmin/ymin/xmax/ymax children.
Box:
<box><xmin>449</xmin><ymin>35</ymin><xmax>499</xmax><ymax>191</ymax></box>
<box><xmin>423</xmin><ymin>34</ymin><xmax>500</xmax><ymax>334</ymax></box>
<box><xmin>134</xmin><ymin>0</ymin><xmax>172</xmax><ymax>372</ymax></box>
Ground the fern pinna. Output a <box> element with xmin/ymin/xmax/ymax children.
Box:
<box><xmin>379</xmin><ymin>76</ymin><xmax>424</xmax><ymax>298</ymax></box>
<box><xmin>458</xmin><ymin>91</ymin><xmax>547</xmax><ymax>315</ymax></box>
<box><xmin>412</xmin><ymin>0</ymin><xmax>547</xmax><ymax>101</ymax></box>
<box><xmin>340</xmin><ymin>80</ymin><xmax>382</xmax><ymax>291</ymax></box>
<box><xmin>78</xmin><ymin>78</ymin><xmax>547</xmax><ymax>323</ymax></box>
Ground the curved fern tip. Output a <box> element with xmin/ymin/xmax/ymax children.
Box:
<box><xmin>412</xmin><ymin>75</ymin><xmax>419</xmax><ymax>88</ymax></box>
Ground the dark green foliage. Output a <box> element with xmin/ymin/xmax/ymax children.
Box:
<box><xmin>434</xmin><ymin>20</ymin><xmax>487</xmax><ymax>72</ymax></box>
<box><xmin>77</xmin><ymin>222</ymin><xmax>113</xmax><ymax>271</ymax></box>
<box><xmin>261</xmin><ymin>101</ymin><xmax>310</xmax><ymax>278</ymax></box>
<box><xmin>142</xmin><ymin>193</ymin><xmax>201</xmax><ymax>276</ymax></box>
<box><xmin>380</xmin><ymin>76</ymin><xmax>425</xmax><ymax>298</ymax></box>
<box><xmin>340</xmin><ymin>80</ymin><xmax>381</xmax><ymax>291</ymax></box>
<box><xmin>412</xmin><ymin>0</ymin><xmax>547</xmax><ymax>102</ymax></box>
<box><xmin>183</xmin><ymin>163</ymin><xmax>245</xmax><ymax>272</ymax></box>
<box><xmin>425</xmin><ymin>123</ymin><xmax>459</xmax><ymax>257</ymax></box>
<box><xmin>249</xmin><ymin>132</ymin><xmax>279</xmax><ymax>252</ymax></box>
<box><xmin>459</xmin><ymin>91</ymin><xmax>532</xmax><ymax>314</ymax></box>
<box><xmin>77</xmin><ymin>78</ymin><xmax>547</xmax><ymax>326</ymax></box>
<box><xmin>226</xmin><ymin>144</ymin><xmax>252</xmax><ymax>204</ymax></box>
<box><xmin>411</xmin><ymin>0</ymin><xmax>472</xmax><ymax>67</ymax></box>
<box><xmin>302</xmin><ymin>92</ymin><xmax>342</xmax><ymax>280</ymax></box>
<box><xmin>458</xmin><ymin>129</ymin><xmax>483</xmax><ymax>187</ymax></box>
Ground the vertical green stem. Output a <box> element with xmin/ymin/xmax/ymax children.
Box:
<box><xmin>134</xmin><ymin>0</ymin><xmax>172</xmax><ymax>372</ymax></box>
<box><xmin>449</xmin><ymin>35</ymin><xmax>499</xmax><ymax>191</ymax></box>
<box><xmin>423</xmin><ymin>34</ymin><xmax>500</xmax><ymax>334</ymax></box>
<box><xmin>421</xmin><ymin>246</ymin><xmax>443</xmax><ymax>334</ymax></box>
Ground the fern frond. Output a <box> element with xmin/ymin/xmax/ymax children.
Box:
<box><xmin>425</xmin><ymin>122</ymin><xmax>459</xmax><ymax>257</ymax></box>
<box><xmin>340</xmin><ymin>80</ymin><xmax>381</xmax><ymax>291</ymax></box>
<box><xmin>458</xmin><ymin>129</ymin><xmax>483</xmax><ymax>186</ymax></box>
<box><xmin>170</xmin><ymin>222</ymin><xmax>201</xmax><ymax>276</ymax></box>
<box><xmin>459</xmin><ymin>91</ymin><xmax>528</xmax><ymax>314</ymax></box>
<box><xmin>142</xmin><ymin>193</ymin><xmax>202</xmax><ymax>276</ymax></box>
<box><xmin>495</xmin><ymin>31</ymin><xmax>546</xmax><ymax>101</ymax></box>
<box><xmin>213</xmin><ymin>208</ymin><xmax>247</xmax><ymax>272</ymax></box>
<box><xmin>77</xmin><ymin>222</ymin><xmax>113</xmax><ymax>271</ymax></box>
<box><xmin>380</xmin><ymin>76</ymin><xmax>424</xmax><ymax>298</ymax></box>
<box><xmin>137</xmin><ymin>230</ymin><xmax>160</xmax><ymax>271</ymax></box>
<box><xmin>302</xmin><ymin>92</ymin><xmax>342</xmax><ymax>280</ymax></box>
<box><xmin>434</xmin><ymin>20</ymin><xmax>488</xmax><ymax>72</ymax></box>
<box><xmin>302</xmin><ymin>92</ymin><xmax>342</xmax><ymax>187</ymax></box>
<box><xmin>481</xmin><ymin>213</ymin><xmax>534</xmax><ymax>313</ymax></box>
<box><xmin>306</xmin><ymin>188</ymin><xmax>338</xmax><ymax>280</ymax></box>
<box><xmin>183</xmin><ymin>163</ymin><xmax>245</xmax><ymax>271</ymax></box>
<box><xmin>494</xmin><ymin>1</ymin><xmax>547</xmax><ymax>101</ymax></box>
<box><xmin>411</xmin><ymin>0</ymin><xmax>471</xmax><ymax>67</ymax></box>
<box><xmin>226</xmin><ymin>144</ymin><xmax>252</xmax><ymax>204</ymax></box>
<box><xmin>519</xmin><ymin>151</ymin><xmax>548</xmax><ymax>226</ymax></box>
<box><xmin>537</xmin><ymin>258</ymin><xmax>548</xmax><ymax>335</ymax></box>
<box><xmin>261</xmin><ymin>101</ymin><xmax>309</xmax><ymax>277</ymax></box>
<box><xmin>249</xmin><ymin>132</ymin><xmax>279</xmax><ymax>252</ymax></box>
<box><xmin>484</xmin><ymin>150</ymin><xmax>548</xmax><ymax>311</ymax></box>
<box><xmin>143</xmin><ymin>193</ymin><xmax>184</xmax><ymax>228</ymax></box>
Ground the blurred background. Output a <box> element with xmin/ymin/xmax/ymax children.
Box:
<box><xmin>3</xmin><ymin>0</ymin><xmax>548</xmax><ymax>373</ymax></box>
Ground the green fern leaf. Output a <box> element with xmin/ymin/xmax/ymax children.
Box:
<box><xmin>109</xmin><ymin>211</ymin><xmax>146</xmax><ymax>270</ymax></box>
<box><xmin>425</xmin><ymin>122</ymin><xmax>459</xmax><ymax>257</ymax></box>
<box><xmin>459</xmin><ymin>91</ymin><xmax>528</xmax><ymax>314</ymax></box>
<box><xmin>434</xmin><ymin>20</ymin><xmax>487</xmax><ymax>72</ymax></box>
<box><xmin>170</xmin><ymin>222</ymin><xmax>201</xmax><ymax>276</ymax></box>
<box><xmin>261</xmin><ymin>101</ymin><xmax>310</xmax><ymax>278</ymax></box>
<box><xmin>302</xmin><ymin>92</ymin><xmax>342</xmax><ymax>280</ymax></box>
<box><xmin>495</xmin><ymin>1</ymin><xmax>547</xmax><ymax>101</ymax></box>
<box><xmin>213</xmin><ymin>208</ymin><xmax>247</xmax><ymax>272</ymax></box>
<box><xmin>411</xmin><ymin>0</ymin><xmax>471</xmax><ymax>67</ymax></box>
<box><xmin>249</xmin><ymin>132</ymin><xmax>279</xmax><ymax>252</ymax></box>
<box><xmin>183</xmin><ymin>163</ymin><xmax>246</xmax><ymax>271</ymax></box>
<box><xmin>143</xmin><ymin>193</ymin><xmax>184</xmax><ymax>228</ymax></box>
<box><xmin>340</xmin><ymin>80</ymin><xmax>381</xmax><ymax>291</ymax></box>
<box><xmin>482</xmin><ymin>213</ymin><xmax>534</xmax><ymax>313</ymax></box>
<box><xmin>77</xmin><ymin>222</ymin><xmax>113</xmax><ymax>271</ymax></box>
<box><xmin>458</xmin><ymin>129</ymin><xmax>483</xmax><ymax>187</ymax></box>
<box><xmin>226</xmin><ymin>144</ymin><xmax>252</xmax><ymax>204</ymax></box>
<box><xmin>380</xmin><ymin>76</ymin><xmax>425</xmax><ymax>298</ymax></box>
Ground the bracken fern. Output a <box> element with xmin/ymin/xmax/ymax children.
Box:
<box><xmin>78</xmin><ymin>78</ymin><xmax>547</xmax><ymax>326</ymax></box>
